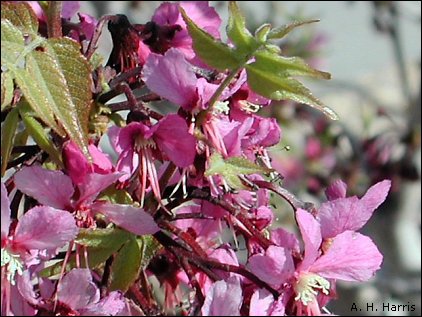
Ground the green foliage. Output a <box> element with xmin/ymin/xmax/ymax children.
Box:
<box><xmin>1</xmin><ymin>108</ymin><xmax>19</xmax><ymax>176</ymax></box>
<box><xmin>181</xmin><ymin>1</ymin><xmax>337</xmax><ymax>120</ymax></box>
<box><xmin>205</xmin><ymin>153</ymin><xmax>272</xmax><ymax>189</ymax></box>
<box><xmin>110</xmin><ymin>237</ymin><xmax>142</xmax><ymax>292</ymax></box>
<box><xmin>19</xmin><ymin>101</ymin><xmax>63</xmax><ymax>167</ymax></box>
<box><xmin>1</xmin><ymin>2</ymin><xmax>92</xmax><ymax>159</ymax></box>
<box><xmin>180</xmin><ymin>8</ymin><xmax>241</xmax><ymax>71</ymax></box>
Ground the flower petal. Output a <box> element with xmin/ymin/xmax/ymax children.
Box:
<box><xmin>201</xmin><ymin>277</ymin><xmax>242</xmax><ymax>316</ymax></box>
<box><xmin>250</xmin><ymin>289</ymin><xmax>274</xmax><ymax>316</ymax></box>
<box><xmin>311</xmin><ymin>231</ymin><xmax>383</xmax><ymax>281</ymax></box>
<box><xmin>76</xmin><ymin>173</ymin><xmax>122</xmax><ymax>206</ymax></box>
<box><xmin>360</xmin><ymin>180</ymin><xmax>391</xmax><ymax>214</ymax></box>
<box><xmin>92</xmin><ymin>202</ymin><xmax>159</xmax><ymax>236</ymax></box>
<box><xmin>142</xmin><ymin>49</ymin><xmax>197</xmax><ymax>109</ymax></box>
<box><xmin>81</xmin><ymin>291</ymin><xmax>125</xmax><ymax>316</ymax></box>
<box><xmin>14</xmin><ymin>166</ymin><xmax>74</xmax><ymax>210</ymax></box>
<box><xmin>325</xmin><ymin>179</ymin><xmax>347</xmax><ymax>200</ymax></box>
<box><xmin>296</xmin><ymin>209</ymin><xmax>322</xmax><ymax>271</ymax></box>
<box><xmin>247</xmin><ymin>246</ymin><xmax>294</xmax><ymax>288</ymax></box>
<box><xmin>153</xmin><ymin>114</ymin><xmax>196</xmax><ymax>167</ymax></box>
<box><xmin>58</xmin><ymin>269</ymin><xmax>100</xmax><ymax>310</ymax></box>
<box><xmin>1</xmin><ymin>182</ymin><xmax>11</xmax><ymax>242</ymax></box>
<box><xmin>14</xmin><ymin>206</ymin><xmax>78</xmax><ymax>251</ymax></box>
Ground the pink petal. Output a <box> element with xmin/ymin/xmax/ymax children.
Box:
<box><xmin>250</xmin><ymin>289</ymin><xmax>274</xmax><ymax>316</ymax></box>
<box><xmin>58</xmin><ymin>269</ymin><xmax>100</xmax><ymax>310</ymax></box>
<box><xmin>319</xmin><ymin>197</ymin><xmax>366</xmax><ymax>239</ymax></box>
<box><xmin>81</xmin><ymin>291</ymin><xmax>125</xmax><ymax>316</ymax></box>
<box><xmin>360</xmin><ymin>180</ymin><xmax>391</xmax><ymax>214</ymax></box>
<box><xmin>153</xmin><ymin>114</ymin><xmax>196</xmax><ymax>167</ymax></box>
<box><xmin>270</xmin><ymin>228</ymin><xmax>300</xmax><ymax>254</ymax></box>
<box><xmin>89</xmin><ymin>144</ymin><xmax>113</xmax><ymax>174</ymax></box>
<box><xmin>250</xmin><ymin>289</ymin><xmax>286</xmax><ymax>316</ymax></box>
<box><xmin>209</xmin><ymin>245</ymin><xmax>240</xmax><ymax>280</ymax></box>
<box><xmin>247</xmin><ymin>246</ymin><xmax>294</xmax><ymax>288</ymax></box>
<box><xmin>61</xmin><ymin>1</ymin><xmax>80</xmax><ymax>19</ymax></box>
<box><xmin>91</xmin><ymin>202</ymin><xmax>159</xmax><ymax>236</ymax></box>
<box><xmin>311</xmin><ymin>231</ymin><xmax>383</xmax><ymax>282</ymax></box>
<box><xmin>14</xmin><ymin>166</ymin><xmax>74</xmax><ymax>210</ymax></box>
<box><xmin>325</xmin><ymin>179</ymin><xmax>347</xmax><ymax>200</ymax></box>
<box><xmin>152</xmin><ymin>2</ymin><xmax>180</xmax><ymax>25</ymax></box>
<box><xmin>63</xmin><ymin>141</ymin><xmax>91</xmax><ymax>185</ymax></box>
<box><xmin>296</xmin><ymin>209</ymin><xmax>322</xmax><ymax>271</ymax></box>
<box><xmin>17</xmin><ymin>271</ymin><xmax>38</xmax><ymax>306</ymax></box>
<box><xmin>201</xmin><ymin>277</ymin><xmax>242</xmax><ymax>316</ymax></box>
<box><xmin>10</xmin><ymin>281</ymin><xmax>37</xmax><ymax>316</ymax></box>
<box><xmin>14</xmin><ymin>206</ymin><xmax>78</xmax><ymax>251</ymax></box>
<box><xmin>142</xmin><ymin>49</ymin><xmax>198</xmax><ymax>109</ymax></box>
<box><xmin>179</xmin><ymin>2</ymin><xmax>221</xmax><ymax>38</ymax></box>
<box><xmin>78</xmin><ymin>13</ymin><xmax>97</xmax><ymax>41</ymax></box>
<box><xmin>116</xmin><ymin>149</ymin><xmax>138</xmax><ymax>182</ymax></box>
<box><xmin>1</xmin><ymin>182</ymin><xmax>11</xmax><ymax>242</ymax></box>
<box><xmin>76</xmin><ymin>173</ymin><xmax>122</xmax><ymax>206</ymax></box>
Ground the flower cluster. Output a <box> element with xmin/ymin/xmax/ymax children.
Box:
<box><xmin>1</xmin><ymin>1</ymin><xmax>392</xmax><ymax>316</ymax></box>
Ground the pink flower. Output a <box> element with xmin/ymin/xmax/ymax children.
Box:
<box><xmin>1</xmin><ymin>183</ymin><xmax>78</xmax><ymax>281</ymax></box>
<box><xmin>152</xmin><ymin>1</ymin><xmax>221</xmax><ymax>60</ymax></box>
<box><xmin>250</xmin><ymin>288</ymin><xmax>286</xmax><ymax>316</ymax></box>
<box><xmin>248</xmin><ymin>208</ymin><xmax>384</xmax><ymax>315</ymax></box>
<box><xmin>201</xmin><ymin>277</ymin><xmax>243</xmax><ymax>316</ymax></box>
<box><xmin>54</xmin><ymin>269</ymin><xmax>125</xmax><ymax>316</ymax></box>
<box><xmin>14</xmin><ymin>165</ymin><xmax>159</xmax><ymax>236</ymax></box>
<box><xmin>1</xmin><ymin>182</ymin><xmax>78</xmax><ymax>315</ymax></box>
<box><xmin>109</xmin><ymin>114</ymin><xmax>196</xmax><ymax>203</ymax></box>
<box><xmin>142</xmin><ymin>48</ymin><xmax>220</xmax><ymax>112</ymax></box>
<box><xmin>63</xmin><ymin>141</ymin><xmax>114</xmax><ymax>185</ymax></box>
<box><xmin>319</xmin><ymin>179</ymin><xmax>392</xmax><ymax>238</ymax></box>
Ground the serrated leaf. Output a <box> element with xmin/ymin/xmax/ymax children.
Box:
<box><xmin>254</xmin><ymin>50</ymin><xmax>331</xmax><ymax>79</ymax></box>
<box><xmin>138</xmin><ymin>235</ymin><xmax>161</xmax><ymax>269</ymax></box>
<box><xmin>268</xmin><ymin>20</ymin><xmax>320</xmax><ymax>40</ymax></box>
<box><xmin>110</xmin><ymin>237</ymin><xmax>142</xmax><ymax>292</ymax></box>
<box><xmin>1</xmin><ymin>2</ymin><xmax>38</xmax><ymax>35</ymax></box>
<box><xmin>1</xmin><ymin>107</ymin><xmax>19</xmax><ymax>176</ymax></box>
<box><xmin>180</xmin><ymin>8</ymin><xmax>240</xmax><ymax>71</ymax></box>
<box><xmin>246</xmin><ymin>64</ymin><xmax>338</xmax><ymax>120</ymax></box>
<box><xmin>226</xmin><ymin>1</ymin><xmax>258</xmax><ymax>56</ymax></box>
<box><xmin>1</xmin><ymin>72</ymin><xmax>14</xmax><ymax>111</ymax></box>
<box><xmin>75</xmin><ymin>227</ymin><xmax>131</xmax><ymax>248</ymax></box>
<box><xmin>19</xmin><ymin>101</ymin><xmax>63</xmax><ymax>167</ymax></box>
<box><xmin>205</xmin><ymin>153</ymin><xmax>272</xmax><ymax>189</ymax></box>
<box><xmin>46</xmin><ymin>38</ymin><xmax>93</xmax><ymax>142</ymax></box>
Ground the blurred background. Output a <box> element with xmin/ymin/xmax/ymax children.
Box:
<box><xmin>79</xmin><ymin>1</ymin><xmax>421</xmax><ymax>315</ymax></box>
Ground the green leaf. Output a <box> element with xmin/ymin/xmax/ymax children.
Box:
<box><xmin>40</xmin><ymin>228</ymin><xmax>132</xmax><ymax>278</ymax></box>
<box><xmin>138</xmin><ymin>235</ymin><xmax>162</xmax><ymax>269</ymax></box>
<box><xmin>205</xmin><ymin>153</ymin><xmax>272</xmax><ymax>189</ymax></box>
<box><xmin>254</xmin><ymin>50</ymin><xmax>331</xmax><ymax>79</ymax></box>
<box><xmin>75</xmin><ymin>227</ymin><xmax>131</xmax><ymax>248</ymax></box>
<box><xmin>267</xmin><ymin>20</ymin><xmax>320</xmax><ymax>40</ymax></box>
<box><xmin>98</xmin><ymin>187</ymin><xmax>134</xmax><ymax>205</ymax></box>
<box><xmin>1</xmin><ymin>72</ymin><xmax>14</xmax><ymax>111</ymax></box>
<box><xmin>226</xmin><ymin>1</ymin><xmax>258</xmax><ymax>56</ymax></box>
<box><xmin>19</xmin><ymin>101</ymin><xmax>63</xmax><ymax>167</ymax></box>
<box><xmin>1</xmin><ymin>2</ymin><xmax>38</xmax><ymax>35</ymax></box>
<box><xmin>246</xmin><ymin>64</ymin><xmax>338</xmax><ymax>120</ymax></box>
<box><xmin>180</xmin><ymin>7</ymin><xmax>240</xmax><ymax>71</ymax></box>
<box><xmin>255</xmin><ymin>24</ymin><xmax>272</xmax><ymax>43</ymax></box>
<box><xmin>110</xmin><ymin>237</ymin><xmax>142</xmax><ymax>292</ymax></box>
<box><xmin>46</xmin><ymin>38</ymin><xmax>93</xmax><ymax>143</ymax></box>
<box><xmin>1</xmin><ymin>107</ymin><xmax>19</xmax><ymax>176</ymax></box>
